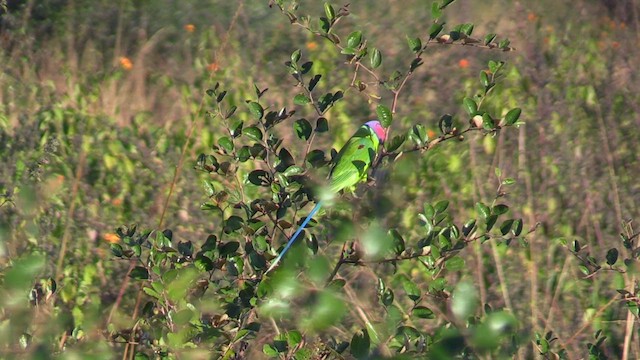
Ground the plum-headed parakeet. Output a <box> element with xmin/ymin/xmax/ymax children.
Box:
<box><xmin>265</xmin><ymin>120</ymin><xmax>387</xmax><ymax>273</ymax></box>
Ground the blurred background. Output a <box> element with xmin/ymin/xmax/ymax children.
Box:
<box><xmin>1</xmin><ymin>0</ymin><xmax>639</xmax><ymax>358</ymax></box>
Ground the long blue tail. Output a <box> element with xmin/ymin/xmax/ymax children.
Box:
<box><xmin>265</xmin><ymin>201</ymin><xmax>323</xmax><ymax>273</ymax></box>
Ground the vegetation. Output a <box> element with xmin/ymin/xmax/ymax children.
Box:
<box><xmin>1</xmin><ymin>0</ymin><xmax>639</xmax><ymax>359</ymax></box>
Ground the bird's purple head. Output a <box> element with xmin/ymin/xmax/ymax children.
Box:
<box><xmin>365</xmin><ymin>120</ymin><xmax>387</xmax><ymax>143</ymax></box>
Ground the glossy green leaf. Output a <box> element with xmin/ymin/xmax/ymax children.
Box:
<box><xmin>462</xmin><ymin>219</ymin><xmax>476</xmax><ymax>236</ymax></box>
<box><xmin>294</xmin><ymin>94</ymin><xmax>311</xmax><ymax>105</ymax></box>
<box><xmin>370</xmin><ymin>48</ymin><xmax>382</xmax><ymax>68</ymax></box>
<box><xmin>294</xmin><ymin>119</ymin><xmax>313</xmax><ymax>140</ymax></box>
<box><xmin>463</xmin><ymin>97</ymin><xmax>477</xmax><ymax>116</ymax></box>
<box><xmin>244</xmin><ymin>126</ymin><xmax>263</xmax><ymax>141</ymax></box>
<box><xmin>283</xmin><ymin>166</ymin><xmax>304</xmax><ymax>177</ymax></box>
<box><xmin>218</xmin><ymin>136</ymin><xmax>234</xmax><ymax>153</ymax></box>
<box><xmin>431</xmin><ymin>2</ymin><xmax>442</xmax><ymax>18</ymax></box>
<box><xmin>493</xmin><ymin>204</ymin><xmax>509</xmax><ymax>215</ymax></box>
<box><xmin>606</xmin><ymin>248</ymin><xmax>618</xmax><ymax>266</ymax></box>
<box><xmin>475</xmin><ymin>202</ymin><xmax>490</xmax><ymax>219</ymax></box>
<box><xmin>428</xmin><ymin>23</ymin><xmax>444</xmax><ymax>39</ymax></box>
<box><xmin>434</xmin><ymin>200</ymin><xmax>449</xmax><ymax>214</ymax></box>
<box><xmin>407</xmin><ymin>36</ymin><xmax>422</xmax><ymax>53</ymax></box>
<box><xmin>386</xmin><ymin>134</ymin><xmax>406</xmax><ymax>152</ymax></box>
<box><xmin>413</xmin><ymin>306</ymin><xmax>435</xmax><ymax>319</ymax></box>
<box><xmin>315</xmin><ymin>117</ymin><xmax>329</xmax><ymax>132</ymax></box>
<box><xmin>500</xmin><ymin>219</ymin><xmax>514</xmax><ymax>235</ymax></box>
<box><xmin>376</xmin><ymin>104</ymin><xmax>392</xmax><ymax>127</ymax></box>
<box><xmin>291</xmin><ymin>49</ymin><xmax>301</xmax><ymax>64</ymax></box>
<box><xmin>129</xmin><ymin>266</ymin><xmax>149</xmax><ymax>280</ymax></box>
<box><xmin>324</xmin><ymin>3</ymin><xmax>336</xmax><ymax>21</ymax></box>
<box><xmin>512</xmin><ymin>219</ymin><xmax>523</xmax><ymax>236</ymax></box>
<box><xmin>505</xmin><ymin>108</ymin><xmax>522</xmax><ymax>125</ymax></box>
<box><xmin>482</xmin><ymin>113</ymin><xmax>494</xmax><ymax>130</ymax></box>
<box><xmin>484</xmin><ymin>33</ymin><xmax>496</xmax><ymax>45</ymax></box>
<box><xmin>451</xmin><ymin>281</ymin><xmax>478</xmax><ymax>321</ymax></box>
<box><xmin>347</xmin><ymin>31</ymin><xmax>363</xmax><ymax>48</ymax></box>
<box><xmin>350</xmin><ymin>329</ymin><xmax>370</xmax><ymax>359</ymax></box>
<box><xmin>248</xmin><ymin>101</ymin><xmax>264</xmax><ymax>120</ymax></box>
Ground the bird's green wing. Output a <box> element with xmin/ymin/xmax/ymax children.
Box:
<box><xmin>329</xmin><ymin>125</ymin><xmax>380</xmax><ymax>193</ymax></box>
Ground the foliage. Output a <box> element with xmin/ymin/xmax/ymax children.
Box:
<box><xmin>1</xmin><ymin>0</ymin><xmax>640</xmax><ymax>359</ymax></box>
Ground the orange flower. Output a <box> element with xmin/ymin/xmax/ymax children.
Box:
<box><xmin>306</xmin><ymin>41</ymin><xmax>318</xmax><ymax>51</ymax></box>
<box><xmin>103</xmin><ymin>233</ymin><xmax>121</xmax><ymax>244</ymax></box>
<box><xmin>427</xmin><ymin>129</ymin><xmax>436</xmax><ymax>139</ymax></box>
<box><xmin>527</xmin><ymin>12</ymin><xmax>537</xmax><ymax>22</ymax></box>
<box><xmin>184</xmin><ymin>24</ymin><xmax>196</xmax><ymax>33</ymax></box>
<box><xmin>111</xmin><ymin>198</ymin><xmax>123</xmax><ymax>207</ymax></box>
<box><xmin>458</xmin><ymin>58</ymin><xmax>470</xmax><ymax>69</ymax></box>
<box><xmin>119</xmin><ymin>57</ymin><xmax>133</xmax><ymax>70</ymax></box>
<box><xmin>207</xmin><ymin>62</ymin><xmax>220</xmax><ymax>72</ymax></box>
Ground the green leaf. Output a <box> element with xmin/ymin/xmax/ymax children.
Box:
<box><xmin>606</xmin><ymin>248</ymin><xmax>619</xmax><ymax>266</ymax></box>
<box><xmin>505</xmin><ymin>108</ymin><xmax>522</xmax><ymax>125</ymax></box>
<box><xmin>111</xmin><ymin>243</ymin><xmax>124</xmax><ymax>257</ymax></box>
<box><xmin>500</xmin><ymin>219</ymin><xmax>514</xmax><ymax>235</ymax></box>
<box><xmin>492</xmin><ymin>204</ymin><xmax>509</xmax><ymax>215</ymax></box>
<box><xmin>463</xmin><ymin>97</ymin><xmax>477</xmax><ymax>116</ymax></box>
<box><xmin>440</xmin><ymin>0</ymin><xmax>455</xmax><ymax>8</ymax></box>
<box><xmin>347</xmin><ymin>31</ymin><xmax>363</xmax><ymax>48</ymax></box>
<box><xmin>263</xmin><ymin>344</ymin><xmax>279</xmax><ymax>357</ymax></box>
<box><xmin>431</xmin><ymin>2</ymin><xmax>442</xmax><ymax>18</ymax></box>
<box><xmin>287</xmin><ymin>330</ymin><xmax>303</xmax><ymax>347</ymax></box>
<box><xmin>484</xmin><ymin>33</ymin><xmax>496</xmax><ymax>45</ymax></box>
<box><xmin>319</xmin><ymin>16</ymin><xmax>331</xmax><ymax>33</ymax></box>
<box><xmin>294</xmin><ymin>94</ymin><xmax>311</xmax><ymax>105</ymax></box>
<box><xmin>294</xmin><ymin>119</ymin><xmax>313</xmax><ymax>140</ymax></box>
<box><xmin>428</xmin><ymin>23</ymin><xmax>444</xmax><ymax>39</ymax></box>
<box><xmin>413</xmin><ymin>306</ymin><xmax>435</xmax><ymax>319</ymax></box>
<box><xmin>407</xmin><ymin>36</ymin><xmax>422</xmax><ymax>53</ymax></box>
<box><xmin>475</xmin><ymin>202</ymin><xmax>490</xmax><ymax>219</ymax></box>
<box><xmin>218</xmin><ymin>136</ymin><xmax>234</xmax><ymax>153</ymax></box>
<box><xmin>350</xmin><ymin>329</ymin><xmax>370</xmax><ymax>359</ymax></box>
<box><xmin>482</xmin><ymin>113</ymin><xmax>494</xmax><ymax>130</ymax></box>
<box><xmin>480</xmin><ymin>71</ymin><xmax>490</xmax><ymax>88</ymax></box>
<box><xmin>129</xmin><ymin>266</ymin><xmax>149</xmax><ymax>280</ymax></box>
<box><xmin>460</xmin><ymin>23</ymin><xmax>474</xmax><ymax>36</ymax></box>
<box><xmin>248</xmin><ymin>101</ymin><xmax>264</xmax><ymax>120</ymax></box>
<box><xmin>502</xmin><ymin>178</ymin><xmax>516</xmax><ymax>185</ymax></box>
<box><xmin>244</xmin><ymin>126</ymin><xmax>263</xmax><ymax>141</ymax></box>
<box><xmin>381</xmin><ymin>289</ymin><xmax>394</xmax><ymax>306</ymax></box>
<box><xmin>386</xmin><ymin>134</ymin><xmax>406</xmax><ymax>152</ymax></box>
<box><xmin>309</xmin><ymin>74</ymin><xmax>321</xmax><ymax>91</ymax></box>
<box><xmin>316</xmin><ymin>117</ymin><xmax>329</xmax><ymax>132</ymax></box>
<box><xmin>324</xmin><ymin>2</ymin><xmax>336</xmax><ymax>21</ymax></box>
<box><xmin>402</xmin><ymin>276</ymin><xmax>421</xmax><ymax>302</ymax></box>
<box><xmin>283</xmin><ymin>166</ymin><xmax>304</xmax><ymax>177</ymax></box>
<box><xmin>434</xmin><ymin>200</ymin><xmax>449</xmax><ymax>214</ymax></box>
<box><xmin>389</xmin><ymin>229</ymin><xmax>405</xmax><ymax>255</ymax></box>
<box><xmin>451</xmin><ymin>281</ymin><xmax>478</xmax><ymax>321</ymax></box>
<box><xmin>370</xmin><ymin>48</ymin><xmax>382</xmax><ymax>68</ymax></box>
<box><xmin>512</xmin><ymin>219</ymin><xmax>523</xmax><ymax>236</ymax></box>
<box><xmin>376</xmin><ymin>104</ymin><xmax>393</xmax><ymax>127</ymax></box>
<box><xmin>446</xmin><ymin>256</ymin><xmax>465</xmax><ymax>270</ymax></box>
<box><xmin>462</xmin><ymin>219</ymin><xmax>476</xmax><ymax>236</ymax></box>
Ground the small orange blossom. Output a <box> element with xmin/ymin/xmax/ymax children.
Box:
<box><xmin>184</xmin><ymin>24</ymin><xmax>196</xmax><ymax>33</ymax></box>
<box><xmin>119</xmin><ymin>57</ymin><xmax>133</xmax><ymax>70</ymax></box>
<box><xmin>103</xmin><ymin>233</ymin><xmax>121</xmax><ymax>244</ymax></box>
<box><xmin>458</xmin><ymin>58</ymin><xmax>470</xmax><ymax>69</ymax></box>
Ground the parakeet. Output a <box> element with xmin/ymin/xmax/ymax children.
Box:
<box><xmin>265</xmin><ymin>120</ymin><xmax>387</xmax><ymax>273</ymax></box>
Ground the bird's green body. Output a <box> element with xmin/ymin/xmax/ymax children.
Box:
<box><xmin>265</xmin><ymin>120</ymin><xmax>386</xmax><ymax>273</ymax></box>
<box><xmin>328</xmin><ymin>124</ymin><xmax>382</xmax><ymax>193</ymax></box>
